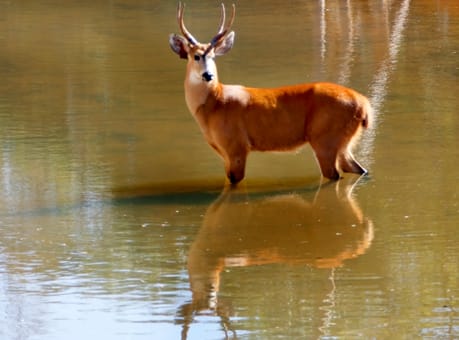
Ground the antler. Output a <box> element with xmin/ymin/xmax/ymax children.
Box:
<box><xmin>216</xmin><ymin>3</ymin><xmax>226</xmax><ymax>35</ymax></box>
<box><xmin>205</xmin><ymin>3</ymin><xmax>235</xmax><ymax>55</ymax></box>
<box><xmin>177</xmin><ymin>2</ymin><xmax>198</xmax><ymax>45</ymax></box>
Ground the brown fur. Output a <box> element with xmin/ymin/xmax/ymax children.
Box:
<box><xmin>194</xmin><ymin>80</ymin><xmax>371</xmax><ymax>184</ymax></box>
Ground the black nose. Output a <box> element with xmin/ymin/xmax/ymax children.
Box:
<box><xmin>202</xmin><ymin>72</ymin><xmax>214</xmax><ymax>82</ymax></box>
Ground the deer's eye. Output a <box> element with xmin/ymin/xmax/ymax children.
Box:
<box><xmin>194</xmin><ymin>55</ymin><xmax>200</xmax><ymax>61</ymax></box>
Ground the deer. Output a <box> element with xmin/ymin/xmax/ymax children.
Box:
<box><xmin>169</xmin><ymin>3</ymin><xmax>373</xmax><ymax>185</ymax></box>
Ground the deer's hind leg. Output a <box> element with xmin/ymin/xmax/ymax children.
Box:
<box><xmin>338</xmin><ymin>151</ymin><xmax>367</xmax><ymax>175</ymax></box>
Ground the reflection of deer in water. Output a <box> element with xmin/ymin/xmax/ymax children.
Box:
<box><xmin>176</xmin><ymin>177</ymin><xmax>374</xmax><ymax>339</ymax></box>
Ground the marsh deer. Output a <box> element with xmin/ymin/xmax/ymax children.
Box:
<box><xmin>169</xmin><ymin>3</ymin><xmax>373</xmax><ymax>184</ymax></box>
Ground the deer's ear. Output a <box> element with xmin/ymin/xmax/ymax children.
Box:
<box><xmin>169</xmin><ymin>34</ymin><xmax>189</xmax><ymax>59</ymax></box>
<box><xmin>214</xmin><ymin>31</ymin><xmax>235</xmax><ymax>56</ymax></box>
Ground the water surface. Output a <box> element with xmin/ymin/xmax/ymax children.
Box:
<box><xmin>1</xmin><ymin>0</ymin><xmax>458</xmax><ymax>339</ymax></box>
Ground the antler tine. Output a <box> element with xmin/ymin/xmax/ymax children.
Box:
<box><xmin>177</xmin><ymin>2</ymin><xmax>198</xmax><ymax>45</ymax></box>
<box><xmin>226</xmin><ymin>4</ymin><xmax>236</xmax><ymax>32</ymax></box>
<box><xmin>206</xmin><ymin>3</ymin><xmax>235</xmax><ymax>53</ymax></box>
<box><xmin>216</xmin><ymin>3</ymin><xmax>226</xmax><ymax>34</ymax></box>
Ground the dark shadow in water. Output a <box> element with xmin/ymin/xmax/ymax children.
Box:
<box><xmin>175</xmin><ymin>175</ymin><xmax>374</xmax><ymax>339</ymax></box>
<box><xmin>3</xmin><ymin>176</ymin><xmax>327</xmax><ymax>218</ymax></box>
<box><xmin>110</xmin><ymin>176</ymin><xmax>323</xmax><ymax>205</ymax></box>
<box><xmin>112</xmin><ymin>178</ymin><xmax>225</xmax><ymax>201</ymax></box>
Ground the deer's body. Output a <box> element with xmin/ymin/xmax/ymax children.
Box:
<box><xmin>170</xmin><ymin>3</ymin><xmax>372</xmax><ymax>184</ymax></box>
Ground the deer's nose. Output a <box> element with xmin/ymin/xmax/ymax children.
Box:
<box><xmin>202</xmin><ymin>72</ymin><xmax>214</xmax><ymax>82</ymax></box>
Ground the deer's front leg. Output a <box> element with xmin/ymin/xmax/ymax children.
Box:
<box><xmin>208</xmin><ymin>140</ymin><xmax>247</xmax><ymax>184</ymax></box>
<box><xmin>224</xmin><ymin>150</ymin><xmax>248</xmax><ymax>185</ymax></box>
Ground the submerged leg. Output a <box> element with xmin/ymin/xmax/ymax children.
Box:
<box><xmin>311</xmin><ymin>146</ymin><xmax>341</xmax><ymax>181</ymax></box>
<box><xmin>224</xmin><ymin>152</ymin><xmax>248</xmax><ymax>185</ymax></box>
<box><xmin>339</xmin><ymin>151</ymin><xmax>367</xmax><ymax>175</ymax></box>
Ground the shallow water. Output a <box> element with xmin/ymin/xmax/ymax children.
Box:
<box><xmin>1</xmin><ymin>0</ymin><xmax>458</xmax><ymax>339</ymax></box>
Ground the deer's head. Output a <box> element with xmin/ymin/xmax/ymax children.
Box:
<box><xmin>169</xmin><ymin>3</ymin><xmax>235</xmax><ymax>83</ymax></box>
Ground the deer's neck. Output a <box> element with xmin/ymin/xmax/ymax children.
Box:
<box><xmin>184</xmin><ymin>79</ymin><xmax>251</xmax><ymax>117</ymax></box>
<box><xmin>184</xmin><ymin>76</ymin><xmax>221</xmax><ymax>115</ymax></box>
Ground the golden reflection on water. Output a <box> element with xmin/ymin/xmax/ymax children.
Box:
<box><xmin>177</xmin><ymin>177</ymin><xmax>373</xmax><ymax>338</ymax></box>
